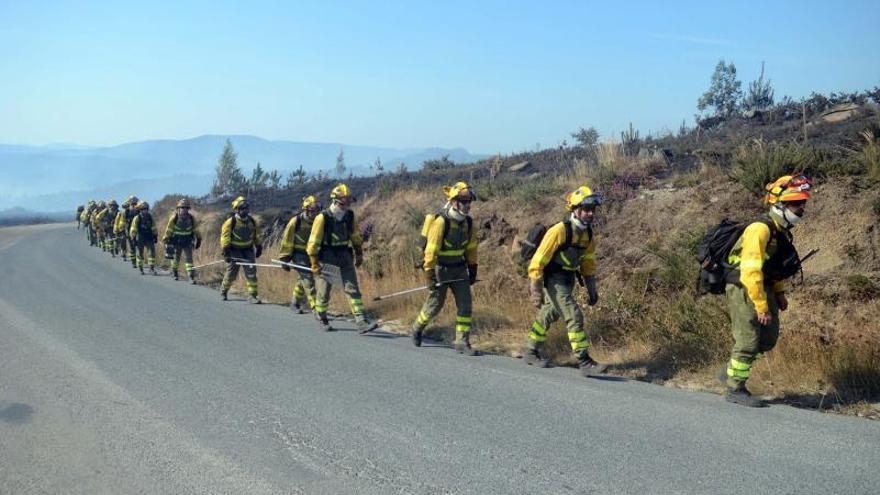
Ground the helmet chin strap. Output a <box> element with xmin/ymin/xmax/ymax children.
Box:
<box><xmin>570</xmin><ymin>212</ymin><xmax>590</xmax><ymax>231</ymax></box>
<box><xmin>329</xmin><ymin>202</ymin><xmax>346</xmax><ymax>220</ymax></box>
<box><xmin>771</xmin><ymin>204</ymin><xmax>800</xmax><ymax>229</ymax></box>
<box><xmin>447</xmin><ymin>205</ymin><xmax>466</xmax><ymax>222</ymax></box>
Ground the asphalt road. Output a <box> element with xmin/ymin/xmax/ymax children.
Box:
<box><xmin>1</xmin><ymin>224</ymin><xmax>878</xmax><ymax>494</ymax></box>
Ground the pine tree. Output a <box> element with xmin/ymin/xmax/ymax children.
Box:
<box><xmin>742</xmin><ymin>61</ymin><xmax>775</xmax><ymax>112</ymax></box>
<box><xmin>250</xmin><ymin>162</ymin><xmax>267</xmax><ymax>189</ymax></box>
<box><xmin>336</xmin><ymin>147</ymin><xmax>346</xmax><ymax>177</ymax></box>
<box><xmin>267</xmin><ymin>170</ymin><xmax>282</xmax><ymax>189</ymax></box>
<box><xmin>697</xmin><ymin>60</ymin><xmax>743</xmax><ymax>118</ymax></box>
<box><xmin>212</xmin><ymin>139</ymin><xmax>242</xmax><ymax>196</ymax></box>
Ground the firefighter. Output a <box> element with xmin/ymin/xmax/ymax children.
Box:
<box><xmin>130</xmin><ymin>201</ymin><xmax>158</xmax><ymax>275</ymax></box>
<box><xmin>76</xmin><ymin>205</ymin><xmax>84</xmax><ymax>229</ymax></box>
<box><xmin>121</xmin><ymin>196</ymin><xmax>140</xmax><ymax>267</ymax></box>
<box><xmin>306</xmin><ymin>183</ymin><xmax>377</xmax><ymax>333</ymax></box>
<box><xmin>162</xmin><ymin>198</ymin><xmax>202</xmax><ymax>283</ymax></box>
<box><xmin>114</xmin><ymin>199</ymin><xmax>131</xmax><ymax>262</ymax></box>
<box><xmin>95</xmin><ymin>199</ymin><xmax>119</xmax><ymax>256</ymax></box>
<box><xmin>278</xmin><ymin>196</ymin><xmax>321</xmax><ymax>314</ymax></box>
<box><xmin>720</xmin><ymin>175</ymin><xmax>812</xmax><ymax>407</ymax></box>
<box><xmin>220</xmin><ymin>196</ymin><xmax>262</xmax><ymax>303</ymax></box>
<box><xmin>524</xmin><ymin>185</ymin><xmax>607</xmax><ymax>377</ymax></box>
<box><xmin>81</xmin><ymin>201</ymin><xmax>96</xmax><ymax>244</ymax></box>
<box><xmin>411</xmin><ymin>182</ymin><xmax>479</xmax><ymax>355</ymax></box>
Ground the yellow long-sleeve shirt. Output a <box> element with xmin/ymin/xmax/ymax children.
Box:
<box><xmin>113</xmin><ymin>211</ymin><xmax>127</xmax><ymax>235</ymax></box>
<box><xmin>220</xmin><ymin>215</ymin><xmax>261</xmax><ymax>249</ymax></box>
<box><xmin>162</xmin><ymin>213</ymin><xmax>202</xmax><ymax>244</ymax></box>
<box><xmin>306</xmin><ymin>211</ymin><xmax>362</xmax><ymax>257</ymax></box>
<box><xmin>528</xmin><ymin>222</ymin><xmax>596</xmax><ymax>280</ymax></box>
<box><xmin>423</xmin><ymin>215</ymin><xmax>478</xmax><ymax>270</ymax></box>
<box><xmin>728</xmin><ymin>221</ymin><xmax>786</xmax><ymax>314</ymax></box>
<box><xmin>279</xmin><ymin>214</ymin><xmax>312</xmax><ymax>258</ymax></box>
<box><xmin>129</xmin><ymin>213</ymin><xmax>158</xmax><ymax>241</ymax></box>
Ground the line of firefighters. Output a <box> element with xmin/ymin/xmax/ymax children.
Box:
<box><xmin>75</xmin><ymin>173</ymin><xmax>812</xmax><ymax>407</ymax></box>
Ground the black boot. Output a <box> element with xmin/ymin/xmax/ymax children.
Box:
<box><xmin>725</xmin><ymin>383</ymin><xmax>765</xmax><ymax>407</ymax></box>
<box><xmin>357</xmin><ymin>316</ymin><xmax>378</xmax><ymax>334</ymax></box>
<box><xmin>318</xmin><ymin>313</ymin><xmax>333</xmax><ymax>332</ymax></box>
<box><xmin>291</xmin><ymin>297</ymin><xmax>304</xmax><ymax>314</ymax></box>
<box><xmin>172</xmin><ymin>269</ymin><xmax>179</xmax><ymax>281</ymax></box>
<box><xmin>247</xmin><ymin>294</ymin><xmax>262</xmax><ymax>304</ymax></box>
<box><xmin>454</xmin><ymin>332</ymin><xmax>479</xmax><ymax>356</ymax></box>
<box><xmin>523</xmin><ymin>346</ymin><xmax>549</xmax><ymax>368</ymax></box>
<box><xmin>577</xmin><ymin>351</ymin><xmax>607</xmax><ymax>377</ymax></box>
<box><xmin>220</xmin><ymin>290</ymin><xmax>228</xmax><ymax>301</ymax></box>
<box><xmin>188</xmin><ymin>271</ymin><xmax>196</xmax><ymax>284</ymax></box>
<box><xmin>411</xmin><ymin>324</ymin><xmax>423</xmax><ymax>347</ymax></box>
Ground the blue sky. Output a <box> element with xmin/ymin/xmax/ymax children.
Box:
<box><xmin>1</xmin><ymin>0</ymin><xmax>878</xmax><ymax>154</ymax></box>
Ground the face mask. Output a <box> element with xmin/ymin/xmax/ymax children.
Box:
<box><xmin>571</xmin><ymin>212</ymin><xmax>590</xmax><ymax>230</ymax></box>
<box><xmin>447</xmin><ymin>206</ymin><xmax>466</xmax><ymax>222</ymax></box>
<box><xmin>329</xmin><ymin>202</ymin><xmax>346</xmax><ymax>221</ymax></box>
<box><xmin>771</xmin><ymin>204</ymin><xmax>801</xmax><ymax>229</ymax></box>
<box><xmin>236</xmin><ymin>210</ymin><xmax>249</xmax><ymax>219</ymax></box>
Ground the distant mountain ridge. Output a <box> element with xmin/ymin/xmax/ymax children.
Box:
<box><xmin>0</xmin><ymin>135</ymin><xmax>485</xmax><ymax>210</ymax></box>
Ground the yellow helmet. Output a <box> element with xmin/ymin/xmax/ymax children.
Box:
<box><xmin>566</xmin><ymin>185</ymin><xmax>602</xmax><ymax>210</ymax></box>
<box><xmin>330</xmin><ymin>183</ymin><xmax>354</xmax><ymax>203</ymax></box>
<box><xmin>765</xmin><ymin>175</ymin><xmax>812</xmax><ymax>204</ymax></box>
<box><xmin>135</xmin><ymin>201</ymin><xmax>149</xmax><ymax>211</ymax></box>
<box><xmin>231</xmin><ymin>196</ymin><xmax>249</xmax><ymax>210</ymax></box>
<box><xmin>177</xmin><ymin>198</ymin><xmax>192</xmax><ymax>208</ymax></box>
<box><xmin>443</xmin><ymin>181</ymin><xmax>476</xmax><ymax>201</ymax></box>
<box><xmin>301</xmin><ymin>195</ymin><xmax>320</xmax><ymax>211</ymax></box>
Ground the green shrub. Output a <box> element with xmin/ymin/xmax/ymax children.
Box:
<box><xmin>858</xmin><ymin>131</ymin><xmax>880</xmax><ymax>181</ymax></box>
<box><xmin>847</xmin><ymin>274</ymin><xmax>879</xmax><ymax>301</ymax></box>
<box><xmin>731</xmin><ymin>139</ymin><xmax>818</xmax><ymax>195</ymax></box>
<box><xmin>512</xmin><ymin>180</ymin><xmax>562</xmax><ymax>204</ymax></box>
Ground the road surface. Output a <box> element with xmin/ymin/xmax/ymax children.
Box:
<box><xmin>1</xmin><ymin>224</ymin><xmax>878</xmax><ymax>494</ymax></box>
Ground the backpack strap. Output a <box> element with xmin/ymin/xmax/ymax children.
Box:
<box><xmin>439</xmin><ymin>212</ymin><xmax>473</xmax><ymax>243</ymax></box>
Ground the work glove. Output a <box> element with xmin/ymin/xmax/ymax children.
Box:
<box><xmin>353</xmin><ymin>246</ymin><xmax>364</xmax><ymax>268</ymax></box>
<box><xmin>194</xmin><ymin>238</ymin><xmax>201</xmax><ymax>250</ymax></box>
<box><xmin>254</xmin><ymin>244</ymin><xmax>263</xmax><ymax>259</ymax></box>
<box><xmin>468</xmin><ymin>264</ymin><xmax>478</xmax><ymax>285</ymax></box>
<box><xmin>222</xmin><ymin>246</ymin><xmax>232</xmax><ymax>263</ymax></box>
<box><xmin>585</xmin><ymin>275</ymin><xmax>599</xmax><ymax>306</ymax></box>
<box><xmin>424</xmin><ymin>268</ymin><xmax>438</xmax><ymax>290</ymax></box>
<box><xmin>529</xmin><ymin>278</ymin><xmax>544</xmax><ymax>308</ymax></box>
<box><xmin>310</xmin><ymin>257</ymin><xmax>322</xmax><ymax>276</ymax></box>
<box><xmin>279</xmin><ymin>255</ymin><xmax>292</xmax><ymax>272</ymax></box>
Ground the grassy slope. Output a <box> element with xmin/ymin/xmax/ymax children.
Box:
<box><xmin>151</xmin><ymin>105</ymin><xmax>880</xmax><ymax>416</ymax></box>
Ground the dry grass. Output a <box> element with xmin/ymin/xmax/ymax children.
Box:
<box><xmin>154</xmin><ymin>164</ymin><xmax>880</xmax><ymax>415</ymax></box>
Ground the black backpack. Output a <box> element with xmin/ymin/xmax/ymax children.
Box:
<box><xmin>695</xmin><ymin>219</ymin><xmax>746</xmax><ymax>295</ymax></box>
<box><xmin>516</xmin><ymin>220</ymin><xmax>586</xmax><ymax>277</ymax></box>
<box><xmin>695</xmin><ymin>216</ymin><xmax>798</xmax><ymax>295</ymax></box>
